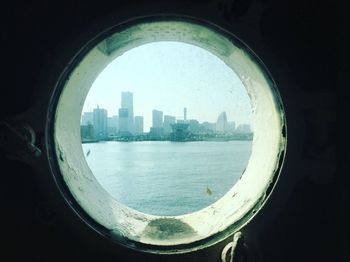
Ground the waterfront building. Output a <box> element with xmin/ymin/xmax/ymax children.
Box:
<box><xmin>170</xmin><ymin>123</ymin><xmax>190</xmax><ymax>141</ymax></box>
<box><xmin>227</xmin><ymin>121</ymin><xmax>236</xmax><ymax>133</ymax></box>
<box><xmin>134</xmin><ymin>116</ymin><xmax>144</xmax><ymax>134</ymax></box>
<box><xmin>163</xmin><ymin>115</ymin><xmax>176</xmax><ymax>134</ymax></box>
<box><xmin>118</xmin><ymin>108</ymin><xmax>131</xmax><ymax>135</ymax></box>
<box><xmin>93</xmin><ymin>106</ymin><xmax>108</xmax><ymax>139</ymax></box>
<box><xmin>236</xmin><ymin>124</ymin><xmax>251</xmax><ymax>133</ymax></box>
<box><xmin>119</xmin><ymin>92</ymin><xmax>134</xmax><ymax>133</ymax></box>
<box><xmin>152</xmin><ymin>109</ymin><xmax>163</xmax><ymax>128</ymax></box>
<box><xmin>81</xmin><ymin>111</ymin><xmax>93</xmax><ymax>125</ymax></box>
<box><xmin>187</xmin><ymin>119</ymin><xmax>202</xmax><ymax>133</ymax></box>
<box><xmin>201</xmin><ymin>122</ymin><xmax>216</xmax><ymax>133</ymax></box>
<box><xmin>149</xmin><ymin>127</ymin><xmax>164</xmax><ymax>139</ymax></box>
<box><xmin>216</xmin><ymin>111</ymin><xmax>228</xmax><ymax>133</ymax></box>
<box><xmin>121</xmin><ymin>92</ymin><xmax>133</xmax><ymax>119</ymax></box>
<box><xmin>80</xmin><ymin>123</ymin><xmax>94</xmax><ymax>141</ymax></box>
<box><xmin>107</xmin><ymin>115</ymin><xmax>118</xmax><ymax>136</ymax></box>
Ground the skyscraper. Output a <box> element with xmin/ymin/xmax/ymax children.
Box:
<box><xmin>118</xmin><ymin>108</ymin><xmax>129</xmax><ymax>134</ymax></box>
<box><xmin>93</xmin><ymin>106</ymin><xmax>108</xmax><ymax>139</ymax></box>
<box><xmin>121</xmin><ymin>92</ymin><xmax>134</xmax><ymax>133</ymax></box>
<box><xmin>216</xmin><ymin>112</ymin><xmax>228</xmax><ymax>133</ymax></box>
<box><xmin>117</xmin><ymin>92</ymin><xmax>134</xmax><ymax>134</ymax></box>
<box><xmin>134</xmin><ymin>116</ymin><xmax>144</xmax><ymax>134</ymax></box>
<box><xmin>152</xmin><ymin>110</ymin><xmax>163</xmax><ymax>128</ymax></box>
<box><xmin>150</xmin><ymin>110</ymin><xmax>164</xmax><ymax>138</ymax></box>
<box><xmin>107</xmin><ymin>115</ymin><xmax>118</xmax><ymax>136</ymax></box>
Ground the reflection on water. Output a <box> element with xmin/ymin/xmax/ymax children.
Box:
<box><xmin>82</xmin><ymin>141</ymin><xmax>252</xmax><ymax>216</ymax></box>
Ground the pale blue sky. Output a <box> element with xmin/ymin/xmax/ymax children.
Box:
<box><xmin>83</xmin><ymin>41</ymin><xmax>252</xmax><ymax>132</ymax></box>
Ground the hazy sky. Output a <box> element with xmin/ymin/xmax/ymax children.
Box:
<box><xmin>83</xmin><ymin>41</ymin><xmax>252</xmax><ymax>132</ymax></box>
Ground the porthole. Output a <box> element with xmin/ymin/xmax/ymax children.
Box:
<box><xmin>81</xmin><ymin>40</ymin><xmax>253</xmax><ymax>217</ymax></box>
<box><xmin>47</xmin><ymin>16</ymin><xmax>286</xmax><ymax>253</ymax></box>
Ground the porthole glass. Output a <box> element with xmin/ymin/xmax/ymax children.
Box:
<box><xmin>81</xmin><ymin>41</ymin><xmax>253</xmax><ymax>216</ymax></box>
<box><xmin>49</xmin><ymin>17</ymin><xmax>286</xmax><ymax>253</ymax></box>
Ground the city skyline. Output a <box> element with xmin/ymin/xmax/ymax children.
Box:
<box><xmin>82</xmin><ymin>41</ymin><xmax>252</xmax><ymax>132</ymax></box>
<box><xmin>81</xmin><ymin>95</ymin><xmax>251</xmax><ymax>135</ymax></box>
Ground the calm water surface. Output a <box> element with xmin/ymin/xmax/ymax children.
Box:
<box><xmin>82</xmin><ymin>141</ymin><xmax>252</xmax><ymax>216</ymax></box>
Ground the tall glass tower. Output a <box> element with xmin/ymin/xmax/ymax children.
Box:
<box><xmin>119</xmin><ymin>92</ymin><xmax>134</xmax><ymax>133</ymax></box>
<box><xmin>152</xmin><ymin>110</ymin><xmax>163</xmax><ymax>128</ymax></box>
<box><xmin>93</xmin><ymin>106</ymin><xmax>108</xmax><ymax>139</ymax></box>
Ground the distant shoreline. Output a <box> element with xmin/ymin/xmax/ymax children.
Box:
<box><xmin>81</xmin><ymin>136</ymin><xmax>253</xmax><ymax>144</ymax></box>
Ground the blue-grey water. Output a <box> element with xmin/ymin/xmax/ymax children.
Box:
<box><xmin>82</xmin><ymin>141</ymin><xmax>252</xmax><ymax>216</ymax></box>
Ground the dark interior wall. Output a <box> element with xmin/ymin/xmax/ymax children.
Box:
<box><xmin>1</xmin><ymin>0</ymin><xmax>343</xmax><ymax>261</ymax></box>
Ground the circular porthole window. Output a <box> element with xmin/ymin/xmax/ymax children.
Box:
<box><xmin>47</xmin><ymin>16</ymin><xmax>286</xmax><ymax>253</ymax></box>
<box><xmin>81</xmin><ymin>40</ymin><xmax>254</xmax><ymax>217</ymax></box>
